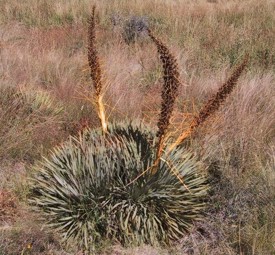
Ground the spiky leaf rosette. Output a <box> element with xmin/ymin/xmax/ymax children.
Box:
<box><xmin>30</xmin><ymin>122</ymin><xmax>208</xmax><ymax>251</ymax></box>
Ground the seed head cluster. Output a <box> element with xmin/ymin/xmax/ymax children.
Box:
<box><xmin>191</xmin><ymin>55</ymin><xmax>249</xmax><ymax>129</ymax></box>
<box><xmin>87</xmin><ymin>6</ymin><xmax>107</xmax><ymax>132</ymax></box>
<box><xmin>88</xmin><ymin>6</ymin><xmax>102</xmax><ymax>97</ymax></box>
<box><xmin>169</xmin><ymin>55</ymin><xmax>249</xmax><ymax>151</ymax></box>
<box><xmin>148</xmin><ymin>29</ymin><xmax>181</xmax><ymax>139</ymax></box>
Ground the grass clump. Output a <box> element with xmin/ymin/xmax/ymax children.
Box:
<box><xmin>0</xmin><ymin>85</ymin><xmax>62</xmax><ymax>160</ymax></box>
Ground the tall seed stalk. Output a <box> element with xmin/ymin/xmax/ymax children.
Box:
<box><xmin>148</xmin><ymin>29</ymin><xmax>181</xmax><ymax>174</ymax></box>
<box><xmin>169</xmin><ymin>54</ymin><xmax>249</xmax><ymax>152</ymax></box>
<box><xmin>88</xmin><ymin>6</ymin><xmax>107</xmax><ymax>133</ymax></box>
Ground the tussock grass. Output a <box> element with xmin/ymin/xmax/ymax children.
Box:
<box><xmin>0</xmin><ymin>85</ymin><xmax>62</xmax><ymax>160</ymax></box>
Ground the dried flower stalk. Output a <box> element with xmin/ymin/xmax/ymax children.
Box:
<box><xmin>169</xmin><ymin>54</ymin><xmax>249</xmax><ymax>152</ymax></box>
<box><xmin>148</xmin><ymin>29</ymin><xmax>181</xmax><ymax>173</ymax></box>
<box><xmin>88</xmin><ymin>6</ymin><xmax>107</xmax><ymax>132</ymax></box>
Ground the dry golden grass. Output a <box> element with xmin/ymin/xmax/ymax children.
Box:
<box><xmin>0</xmin><ymin>190</ymin><xmax>18</xmax><ymax>223</ymax></box>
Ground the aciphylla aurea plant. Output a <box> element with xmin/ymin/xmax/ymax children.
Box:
<box><xmin>29</xmin><ymin>6</ymin><xmax>248</xmax><ymax>253</ymax></box>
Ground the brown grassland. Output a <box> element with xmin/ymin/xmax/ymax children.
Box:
<box><xmin>0</xmin><ymin>0</ymin><xmax>274</xmax><ymax>254</ymax></box>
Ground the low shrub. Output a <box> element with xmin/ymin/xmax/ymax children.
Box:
<box><xmin>30</xmin><ymin>122</ymin><xmax>208</xmax><ymax>252</ymax></box>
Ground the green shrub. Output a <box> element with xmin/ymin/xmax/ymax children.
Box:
<box><xmin>30</xmin><ymin>121</ymin><xmax>208</xmax><ymax>252</ymax></box>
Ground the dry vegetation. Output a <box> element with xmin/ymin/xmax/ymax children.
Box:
<box><xmin>0</xmin><ymin>0</ymin><xmax>274</xmax><ymax>254</ymax></box>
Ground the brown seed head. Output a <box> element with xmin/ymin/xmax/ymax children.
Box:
<box><xmin>191</xmin><ymin>54</ymin><xmax>249</xmax><ymax>130</ymax></box>
<box><xmin>87</xmin><ymin>6</ymin><xmax>107</xmax><ymax>132</ymax></box>
<box><xmin>169</xmin><ymin>54</ymin><xmax>249</xmax><ymax>151</ymax></box>
<box><xmin>88</xmin><ymin>6</ymin><xmax>103</xmax><ymax>98</ymax></box>
<box><xmin>148</xmin><ymin>29</ymin><xmax>181</xmax><ymax>139</ymax></box>
<box><xmin>148</xmin><ymin>29</ymin><xmax>181</xmax><ymax>173</ymax></box>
